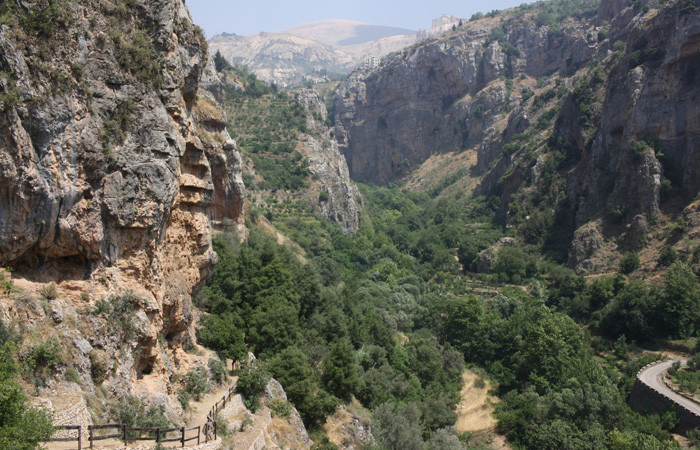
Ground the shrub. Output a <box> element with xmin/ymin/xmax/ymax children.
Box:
<box><xmin>610</xmin><ymin>204</ymin><xmax>627</xmax><ymax>223</ymax></box>
<box><xmin>40</xmin><ymin>283</ymin><xmax>58</xmax><ymax>300</ymax></box>
<box><xmin>0</xmin><ymin>342</ymin><xmax>55</xmax><ymax>448</ymax></box>
<box><xmin>208</xmin><ymin>358</ymin><xmax>228</xmax><ymax>385</ymax></box>
<box><xmin>109</xmin><ymin>396</ymin><xmax>170</xmax><ymax>435</ymax></box>
<box><xmin>631</xmin><ymin>140</ymin><xmax>650</xmax><ymax>159</ymax></box>
<box><xmin>268</xmin><ymin>397</ymin><xmax>291</xmax><ymax>418</ymax></box>
<box><xmin>658</xmin><ymin>247</ymin><xmax>677</xmax><ymax>267</ymax></box>
<box><xmin>619</xmin><ymin>252</ymin><xmax>640</xmax><ymax>274</ymax></box>
<box><xmin>181</xmin><ymin>368</ymin><xmax>208</xmax><ymax>401</ymax></box>
<box><xmin>65</xmin><ymin>366</ymin><xmax>80</xmax><ymax>384</ymax></box>
<box><xmin>236</xmin><ymin>363</ymin><xmax>270</xmax><ymax>412</ymax></box>
<box><xmin>112</xmin><ymin>29</ymin><xmax>163</xmax><ymax>86</ymax></box>
<box><xmin>89</xmin><ymin>349</ymin><xmax>110</xmax><ymax>384</ymax></box>
<box><xmin>27</xmin><ymin>338</ymin><xmax>63</xmax><ymax>378</ymax></box>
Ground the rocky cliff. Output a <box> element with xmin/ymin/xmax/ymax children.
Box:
<box><xmin>334</xmin><ymin>7</ymin><xmax>594</xmax><ymax>184</ymax></box>
<box><xmin>294</xmin><ymin>89</ymin><xmax>362</xmax><ymax>233</ymax></box>
<box><xmin>0</xmin><ymin>0</ymin><xmax>244</xmax><ymax>417</ymax></box>
<box><xmin>334</xmin><ymin>0</ymin><xmax>700</xmax><ymax>273</ymax></box>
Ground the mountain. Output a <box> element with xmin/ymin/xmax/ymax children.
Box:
<box><xmin>283</xmin><ymin>19</ymin><xmax>415</xmax><ymax>51</ymax></box>
<box><xmin>209</xmin><ymin>32</ymin><xmax>354</xmax><ymax>87</ymax></box>
<box><xmin>208</xmin><ymin>19</ymin><xmax>417</xmax><ymax>87</ymax></box>
<box><xmin>335</xmin><ymin>0</ymin><xmax>700</xmax><ymax>275</ymax></box>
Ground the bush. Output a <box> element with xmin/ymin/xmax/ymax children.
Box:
<box><xmin>65</xmin><ymin>366</ymin><xmax>80</xmax><ymax>384</ymax></box>
<box><xmin>180</xmin><ymin>368</ymin><xmax>208</xmax><ymax>401</ymax></box>
<box><xmin>658</xmin><ymin>247</ymin><xmax>677</xmax><ymax>267</ymax></box>
<box><xmin>40</xmin><ymin>283</ymin><xmax>58</xmax><ymax>300</ymax></box>
<box><xmin>492</xmin><ymin>246</ymin><xmax>527</xmax><ymax>282</ymax></box>
<box><xmin>90</xmin><ymin>349</ymin><xmax>110</xmax><ymax>384</ymax></box>
<box><xmin>610</xmin><ymin>204</ymin><xmax>627</xmax><ymax>223</ymax></box>
<box><xmin>109</xmin><ymin>396</ymin><xmax>170</xmax><ymax>435</ymax></box>
<box><xmin>268</xmin><ymin>397</ymin><xmax>291</xmax><ymax>418</ymax></box>
<box><xmin>631</xmin><ymin>140</ymin><xmax>649</xmax><ymax>159</ymax></box>
<box><xmin>619</xmin><ymin>252</ymin><xmax>640</xmax><ymax>274</ymax></box>
<box><xmin>236</xmin><ymin>364</ymin><xmax>270</xmax><ymax>412</ymax></box>
<box><xmin>0</xmin><ymin>342</ymin><xmax>55</xmax><ymax>448</ymax></box>
<box><xmin>27</xmin><ymin>338</ymin><xmax>63</xmax><ymax>379</ymax></box>
<box><xmin>208</xmin><ymin>358</ymin><xmax>228</xmax><ymax>385</ymax></box>
<box><xmin>112</xmin><ymin>29</ymin><xmax>163</xmax><ymax>86</ymax></box>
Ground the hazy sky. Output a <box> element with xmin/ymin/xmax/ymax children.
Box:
<box><xmin>186</xmin><ymin>0</ymin><xmax>536</xmax><ymax>36</ymax></box>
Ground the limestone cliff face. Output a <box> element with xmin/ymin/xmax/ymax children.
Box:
<box><xmin>0</xmin><ymin>0</ymin><xmax>243</xmax><ymax>412</ymax></box>
<box><xmin>334</xmin><ymin>15</ymin><xmax>591</xmax><ymax>184</ymax></box>
<box><xmin>564</xmin><ymin>0</ymin><xmax>700</xmax><ymax>269</ymax></box>
<box><xmin>295</xmin><ymin>89</ymin><xmax>362</xmax><ymax>233</ymax></box>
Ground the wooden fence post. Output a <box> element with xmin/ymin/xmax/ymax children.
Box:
<box><xmin>156</xmin><ymin>427</ymin><xmax>160</xmax><ymax>443</ymax></box>
<box><xmin>197</xmin><ymin>425</ymin><xmax>200</xmax><ymax>445</ymax></box>
<box><xmin>89</xmin><ymin>425</ymin><xmax>93</xmax><ymax>449</ymax></box>
<box><xmin>214</xmin><ymin>421</ymin><xmax>217</xmax><ymax>441</ymax></box>
<box><xmin>122</xmin><ymin>424</ymin><xmax>127</xmax><ymax>445</ymax></box>
<box><xmin>181</xmin><ymin>426</ymin><xmax>185</xmax><ymax>447</ymax></box>
<box><xmin>77</xmin><ymin>426</ymin><xmax>82</xmax><ymax>450</ymax></box>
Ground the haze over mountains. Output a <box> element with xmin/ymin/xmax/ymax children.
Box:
<box><xmin>208</xmin><ymin>18</ymin><xmax>418</xmax><ymax>87</ymax></box>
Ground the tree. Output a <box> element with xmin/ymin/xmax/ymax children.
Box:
<box><xmin>662</xmin><ymin>262</ymin><xmax>700</xmax><ymax>338</ymax></box>
<box><xmin>322</xmin><ymin>339</ymin><xmax>360</xmax><ymax>402</ymax></box>
<box><xmin>213</xmin><ymin>50</ymin><xmax>231</xmax><ymax>72</ymax></box>
<box><xmin>372</xmin><ymin>402</ymin><xmax>426</xmax><ymax>450</ymax></box>
<box><xmin>236</xmin><ymin>363</ymin><xmax>270</xmax><ymax>412</ymax></box>
<box><xmin>492</xmin><ymin>246</ymin><xmax>527</xmax><ymax>281</ymax></box>
<box><xmin>196</xmin><ymin>313</ymin><xmax>247</xmax><ymax>362</ymax></box>
<box><xmin>619</xmin><ymin>252</ymin><xmax>640</xmax><ymax>274</ymax></box>
<box><xmin>0</xmin><ymin>342</ymin><xmax>54</xmax><ymax>449</ymax></box>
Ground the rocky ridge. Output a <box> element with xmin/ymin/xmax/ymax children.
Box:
<box><xmin>0</xmin><ymin>0</ymin><xmax>244</xmax><ymax>418</ymax></box>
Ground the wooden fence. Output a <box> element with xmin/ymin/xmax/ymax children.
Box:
<box><xmin>45</xmin><ymin>384</ymin><xmax>238</xmax><ymax>449</ymax></box>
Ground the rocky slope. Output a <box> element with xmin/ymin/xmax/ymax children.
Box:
<box><xmin>208</xmin><ymin>20</ymin><xmax>417</xmax><ymax>88</ymax></box>
<box><xmin>334</xmin><ymin>0</ymin><xmax>700</xmax><ymax>273</ymax></box>
<box><xmin>294</xmin><ymin>89</ymin><xmax>362</xmax><ymax>233</ymax></box>
<box><xmin>0</xmin><ymin>0</ymin><xmax>244</xmax><ymax>418</ymax></box>
<box><xmin>209</xmin><ymin>32</ymin><xmax>355</xmax><ymax>87</ymax></box>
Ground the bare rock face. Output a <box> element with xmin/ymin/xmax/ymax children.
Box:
<box><xmin>334</xmin><ymin>18</ymin><xmax>590</xmax><ymax>184</ymax></box>
<box><xmin>568</xmin><ymin>6</ymin><xmax>700</xmax><ymax>229</ymax></box>
<box><xmin>0</xmin><ymin>0</ymin><xmax>243</xmax><ymax>410</ymax></box>
<box><xmin>294</xmin><ymin>89</ymin><xmax>362</xmax><ymax>233</ymax></box>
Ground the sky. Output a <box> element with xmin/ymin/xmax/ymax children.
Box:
<box><xmin>186</xmin><ymin>0</ymin><xmax>535</xmax><ymax>37</ymax></box>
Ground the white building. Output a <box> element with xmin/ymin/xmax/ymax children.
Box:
<box><xmin>364</xmin><ymin>56</ymin><xmax>380</xmax><ymax>70</ymax></box>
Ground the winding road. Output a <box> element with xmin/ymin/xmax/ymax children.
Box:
<box><xmin>637</xmin><ymin>360</ymin><xmax>700</xmax><ymax>415</ymax></box>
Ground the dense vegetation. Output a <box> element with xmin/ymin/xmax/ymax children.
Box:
<box><xmin>198</xmin><ymin>178</ymin><xmax>698</xmax><ymax>447</ymax></box>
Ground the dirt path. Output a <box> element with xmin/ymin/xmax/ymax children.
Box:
<box><xmin>187</xmin><ymin>377</ymin><xmax>238</xmax><ymax>427</ymax></box>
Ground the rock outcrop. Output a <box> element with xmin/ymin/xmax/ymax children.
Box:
<box><xmin>294</xmin><ymin>89</ymin><xmax>362</xmax><ymax>233</ymax></box>
<box><xmin>334</xmin><ymin>13</ymin><xmax>592</xmax><ymax>184</ymax></box>
<box><xmin>0</xmin><ymin>0</ymin><xmax>243</xmax><ymax>413</ymax></box>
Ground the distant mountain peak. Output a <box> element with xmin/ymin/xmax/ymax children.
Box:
<box><xmin>282</xmin><ymin>19</ymin><xmax>415</xmax><ymax>49</ymax></box>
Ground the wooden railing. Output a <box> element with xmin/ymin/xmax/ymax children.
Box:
<box><xmin>45</xmin><ymin>383</ymin><xmax>237</xmax><ymax>449</ymax></box>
